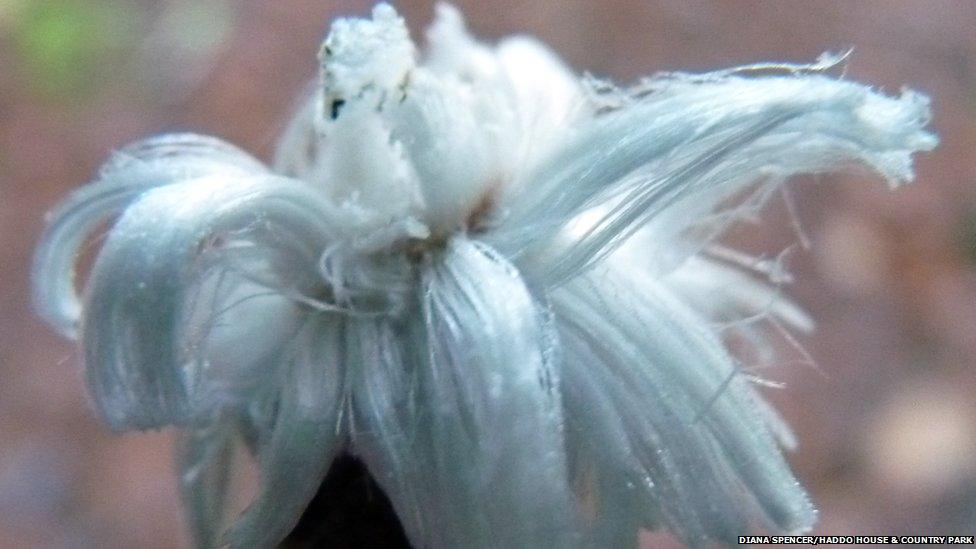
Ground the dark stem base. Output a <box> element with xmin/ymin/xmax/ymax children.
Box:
<box><xmin>280</xmin><ymin>453</ymin><xmax>413</xmax><ymax>548</ymax></box>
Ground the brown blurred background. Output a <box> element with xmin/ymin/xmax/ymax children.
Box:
<box><xmin>1</xmin><ymin>1</ymin><xmax>975</xmax><ymax>547</ymax></box>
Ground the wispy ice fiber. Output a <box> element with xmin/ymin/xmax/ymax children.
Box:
<box><xmin>33</xmin><ymin>3</ymin><xmax>936</xmax><ymax>548</ymax></box>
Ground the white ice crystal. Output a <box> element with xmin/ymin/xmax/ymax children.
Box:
<box><xmin>33</xmin><ymin>3</ymin><xmax>936</xmax><ymax>548</ymax></box>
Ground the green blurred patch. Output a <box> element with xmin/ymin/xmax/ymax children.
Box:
<box><xmin>960</xmin><ymin>210</ymin><xmax>976</xmax><ymax>265</ymax></box>
<box><xmin>13</xmin><ymin>0</ymin><xmax>136</xmax><ymax>100</ymax></box>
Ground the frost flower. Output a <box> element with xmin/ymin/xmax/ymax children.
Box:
<box><xmin>34</xmin><ymin>4</ymin><xmax>936</xmax><ymax>548</ymax></box>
